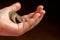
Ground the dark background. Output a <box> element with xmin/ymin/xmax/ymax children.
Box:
<box><xmin>0</xmin><ymin>0</ymin><xmax>60</xmax><ymax>40</ymax></box>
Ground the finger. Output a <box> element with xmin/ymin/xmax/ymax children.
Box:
<box><xmin>23</xmin><ymin>13</ymin><xmax>40</xmax><ymax>23</ymax></box>
<box><xmin>36</xmin><ymin>5</ymin><xmax>44</xmax><ymax>13</ymax></box>
<box><xmin>31</xmin><ymin>10</ymin><xmax>46</xmax><ymax>28</ymax></box>
<box><xmin>39</xmin><ymin>10</ymin><xmax>46</xmax><ymax>22</ymax></box>
<box><xmin>22</xmin><ymin>13</ymin><xmax>40</xmax><ymax>32</ymax></box>
<box><xmin>35</xmin><ymin>5</ymin><xmax>45</xmax><ymax>18</ymax></box>
<box><xmin>22</xmin><ymin>5</ymin><xmax>44</xmax><ymax>21</ymax></box>
<box><xmin>27</xmin><ymin>10</ymin><xmax>45</xmax><ymax>31</ymax></box>
<box><xmin>15</xmin><ymin>5</ymin><xmax>44</xmax><ymax>35</ymax></box>
<box><xmin>22</xmin><ymin>15</ymin><xmax>30</xmax><ymax>21</ymax></box>
<box><xmin>17</xmin><ymin>13</ymin><xmax>40</xmax><ymax>35</ymax></box>
<box><xmin>26</xmin><ymin>5</ymin><xmax>43</xmax><ymax>18</ymax></box>
<box><xmin>1</xmin><ymin>2</ymin><xmax>21</xmax><ymax>12</ymax></box>
<box><xmin>27</xmin><ymin>12</ymin><xmax>34</xmax><ymax>18</ymax></box>
<box><xmin>26</xmin><ymin>13</ymin><xmax>40</xmax><ymax>29</ymax></box>
<box><xmin>31</xmin><ymin>13</ymin><xmax>40</xmax><ymax>21</ymax></box>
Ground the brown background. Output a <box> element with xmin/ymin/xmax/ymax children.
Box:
<box><xmin>0</xmin><ymin>0</ymin><xmax>60</xmax><ymax>40</ymax></box>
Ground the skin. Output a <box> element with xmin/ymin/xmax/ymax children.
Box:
<box><xmin>0</xmin><ymin>2</ymin><xmax>45</xmax><ymax>36</ymax></box>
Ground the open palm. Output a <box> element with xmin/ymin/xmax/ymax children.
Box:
<box><xmin>0</xmin><ymin>2</ymin><xmax>45</xmax><ymax>36</ymax></box>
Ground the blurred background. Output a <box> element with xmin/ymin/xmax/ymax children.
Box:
<box><xmin>0</xmin><ymin>0</ymin><xmax>60</xmax><ymax>40</ymax></box>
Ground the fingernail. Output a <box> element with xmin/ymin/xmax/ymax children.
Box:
<box><xmin>36</xmin><ymin>13</ymin><xmax>40</xmax><ymax>16</ymax></box>
<box><xmin>40</xmin><ymin>10</ymin><xmax>46</xmax><ymax>14</ymax></box>
<box><xmin>38</xmin><ymin>5</ymin><xmax>44</xmax><ymax>9</ymax></box>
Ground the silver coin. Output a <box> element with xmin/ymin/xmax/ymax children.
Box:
<box><xmin>9</xmin><ymin>11</ymin><xmax>25</xmax><ymax>23</ymax></box>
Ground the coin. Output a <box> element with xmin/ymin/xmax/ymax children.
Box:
<box><xmin>9</xmin><ymin>11</ymin><xmax>25</xmax><ymax>23</ymax></box>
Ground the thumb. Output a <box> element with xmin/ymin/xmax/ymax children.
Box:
<box><xmin>1</xmin><ymin>2</ymin><xmax>21</xmax><ymax>12</ymax></box>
